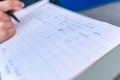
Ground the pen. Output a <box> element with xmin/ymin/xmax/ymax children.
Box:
<box><xmin>0</xmin><ymin>0</ymin><xmax>20</xmax><ymax>23</ymax></box>
<box><xmin>6</xmin><ymin>11</ymin><xmax>20</xmax><ymax>23</ymax></box>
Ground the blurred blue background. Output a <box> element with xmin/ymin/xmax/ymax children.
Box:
<box><xmin>59</xmin><ymin>0</ymin><xmax>120</xmax><ymax>11</ymax></box>
<box><xmin>21</xmin><ymin>0</ymin><xmax>120</xmax><ymax>11</ymax></box>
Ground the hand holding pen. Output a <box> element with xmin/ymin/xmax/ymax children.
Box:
<box><xmin>0</xmin><ymin>0</ymin><xmax>24</xmax><ymax>43</ymax></box>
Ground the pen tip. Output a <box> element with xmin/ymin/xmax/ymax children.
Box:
<box><xmin>17</xmin><ymin>20</ymin><xmax>20</xmax><ymax>23</ymax></box>
<box><xmin>15</xmin><ymin>18</ymin><xmax>20</xmax><ymax>23</ymax></box>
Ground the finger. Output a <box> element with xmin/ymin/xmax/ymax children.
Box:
<box><xmin>0</xmin><ymin>0</ymin><xmax>25</xmax><ymax>12</ymax></box>
<box><xmin>4</xmin><ymin>21</ymin><xmax>14</xmax><ymax>29</ymax></box>
<box><xmin>7</xmin><ymin>27</ymin><xmax>16</xmax><ymax>38</ymax></box>
<box><xmin>0</xmin><ymin>11</ymin><xmax>11</xmax><ymax>21</ymax></box>
<box><xmin>0</xmin><ymin>21</ymin><xmax>14</xmax><ymax>30</ymax></box>
<box><xmin>0</xmin><ymin>28</ymin><xmax>16</xmax><ymax>43</ymax></box>
<box><xmin>0</xmin><ymin>30</ymin><xmax>8</xmax><ymax>43</ymax></box>
<box><xmin>0</xmin><ymin>22</ymin><xmax>15</xmax><ymax>43</ymax></box>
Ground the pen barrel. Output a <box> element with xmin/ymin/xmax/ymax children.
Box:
<box><xmin>6</xmin><ymin>11</ymin><xmax>20</xmax><ymax>22</ymax></box>
<box><xmin>6</xmin><ymin>11</ymin><xmax>13</xmax><ymax>16</ymax></box>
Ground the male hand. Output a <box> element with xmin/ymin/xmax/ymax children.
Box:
<box><xmin>0</xmin><ymin>0</ymin><xmax>24</xmax><ymax>43</ymax></box>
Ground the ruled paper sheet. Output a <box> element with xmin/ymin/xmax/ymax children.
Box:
<box><xmin>1</xmin><ymin>2</ymin><xmax>120</xmax><ymax>80</ymax></box>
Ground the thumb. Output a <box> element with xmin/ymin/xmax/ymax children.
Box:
<box><xmin>0</xmin><ymin>0</ymin><xmax>24</xmax><ymax>12</ymax></box>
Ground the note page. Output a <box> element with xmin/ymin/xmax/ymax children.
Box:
<box><xmin>1</xmin><ymin>2</ymin><xmax>120</xmax><ymax>80</ymax></box>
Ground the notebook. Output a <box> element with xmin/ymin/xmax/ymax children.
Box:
<box><xmin>0</xmin><ymin>0</ymin><xmax>120</xmax><ymax>80</ymax></box>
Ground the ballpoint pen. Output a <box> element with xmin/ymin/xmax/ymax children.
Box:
<box><xmin>6</xmin><ymin>11</ymin><xmax>20</xmax><ymax>23</ymax></box>
<box><xmin>0</xmin><ymin>0</ymin><xmax>20</xmax><ymax>23</ymax></box>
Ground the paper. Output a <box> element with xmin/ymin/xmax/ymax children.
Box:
<box><xmin>1</xmin><ymin>2</ymin><xmax>120</xmax><ymax>80</ymax></box>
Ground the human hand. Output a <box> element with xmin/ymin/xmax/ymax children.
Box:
<box><xmin>0</xmin><ymin>0</ymin><xmax>24</xmax><ymax>43</ymax></box>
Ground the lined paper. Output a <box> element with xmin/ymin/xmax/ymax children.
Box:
<box><xmin>1</xmin><ymin>2</ymin><xmax>120</xmax><ymax>80</ymax></box>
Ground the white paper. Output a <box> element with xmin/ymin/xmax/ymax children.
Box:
<box><xmin>1</xmin><ymin>2</ymin><xmax>120</xmax><ymax>80</ymax></box>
